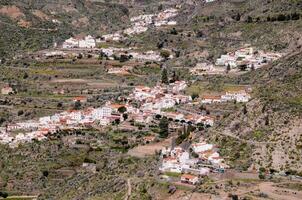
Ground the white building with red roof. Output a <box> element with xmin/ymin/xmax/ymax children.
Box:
<box><xmin>180</xmin><ymin>174</ymin><xmax>199</xmax><ymax>185</ymax></box>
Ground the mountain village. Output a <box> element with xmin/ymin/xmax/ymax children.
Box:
<box><xmin>1</xmin><ymin>0</ymin><xmax>301</xmax><ymax>199</ymax></box>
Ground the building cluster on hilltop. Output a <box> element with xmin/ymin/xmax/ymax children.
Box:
<box><xmin>190</xmin><ymin>47</ymin><xmax>283</xmax><ymax>75</ymax></box>
<box><xmin>201</xmin><ymin>87</ymin><xmax>252</xmax><ymax>104</ymax></box>
<box><xmin>124</xmin><ymin>8</ymin><xmax>178</xmax><ymax>36</ymax></box>
<box><xmin>62</xmin><ymin>35</ymin><xmax>96</xmax><ymax>49</ymax></box>
<box><xmin>61</xmin><ymin>8</ymin><xmax>179</xmax><ymax>49</ymax></box>
<box><xmin>127</xmin><ymin>82</ymin><xmax>214</xmax><ymax>126</ymax></box>
<box><xmin>215</xmin><ymin>47</ymin><xmax>283</xmax><ymax>70</ymax></box>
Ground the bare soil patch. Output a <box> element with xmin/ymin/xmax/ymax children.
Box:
<box><xmin>0</xmin><ymin>5</ymin><xmax>24</xmax><ymax>19</ymax></box>
<box><xmin>128</xmin><ymin>138</ymin><xmax>171</xmax><ymax>158</ymax></box>
<box><xmin>32</xmin><ymin>10</ymin><xmax>50</xmax><ymax>21</ymax></box>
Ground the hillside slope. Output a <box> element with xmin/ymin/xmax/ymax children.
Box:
<box><xmin>208</xmin><ymin>51</ymin><xmax>302</xmax><ymax>173</ymax></box>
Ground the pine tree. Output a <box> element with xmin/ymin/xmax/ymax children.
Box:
<box><xmin>159</xmin><ymin>117</ymin><xmax>169</xmax><ymax>138</ymax></box>
<box><xmin>161</xmin><ymin>68</ymin><xmax>169</xmax><ymax>84</ymax></box>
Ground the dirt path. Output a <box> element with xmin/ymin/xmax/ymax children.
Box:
<box><xmin>127</xmin><ymin>138</ymin><xmax>171</xmax><ymax>158</ymax></box>
<box><xmin>216</xmin><ymin>130</ymin><xmax>277</xmax><ymax>146</ymax></box>
<box><xmin>124</xmin><ymin>178</ymin><xmax>131</xmax><ymax>200</ymax></box>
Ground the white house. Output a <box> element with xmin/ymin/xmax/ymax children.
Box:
<box><xmin>170</xmin><ymin>81</ymin><xmax>187</xmax><ymax>93</ymax></box>
<box><xmin>180</xmin><ymin>174</ymin><xmax>199</xmax><ymax>185</ymax></box>
<box><xmin>222</xmin><ymin>89</ymin><xmax>251</xmax><ymax>103</ymax></box>
<box><xmin>160</xmin><ymin>157</ymin><xmax>182</xmax><ymax>173</ymax></box>
<box><xmin>191</xmin><ymin>143</ymin><xmax>213</xmax><ymax>153</ymax></box>
<box><xmin>62</xmin><ymin>37</ymin><xmax>79</xmax><ymax>48</ymax></box>
<box><xmin>92</xmin><ymin>107</ymin><xmax>112</xmax><ymax>119</ymax></box>
<box><xmin>201</xmin><ymin>95</ymin><xmax>222</xmax><ymax>104</ymax></box>
<box><xmin>1</xmin><ymin>86</ymin><xmax>13</xmax><ymax>95</ymax></box>
<box><xmin>79</xmin><ymin>35</ymin><xmax>96</xmax><ymax>48</ymax></box>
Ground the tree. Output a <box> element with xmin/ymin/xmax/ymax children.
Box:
<box><xmin>123</xmin><ymin>113</ymin><xmax>128</xmax><ymax>120</ymax></box>
<box><xmin>251</xmin><ymin>64</ymin><xmax>255</xmax><ymax>71</ymax></box>
<box><xmin>157</xmin><ymin>41</ymin><xmax>164</xmax><ymax>49</ymax></box>
<box><xmin>243</xmin><ymin>105</ymin><xmax>247</xmax><ymax>115</ymax></box>
<box><xmin>77</xmin><ymin>53</ymin><xmax>83</xmax><ymax>59</ymax></box>
<box><xmin>74</xmin><ymin>100</ymin><xmax>81</xmax><ymax>110</ymax></box>
<box><xmin>113</xmin><ymin>118</ymin><xmax>120</xmax><ymax>125</ymax></box>
<box><xmin>191</xmin><ymin>93</ymin><xmax>199</xmax><ymax>100</ymax></box>
<box><xmin>0</xmin><ymin>192</ymin><xmax>8</xmax><ymax>198</ymax></box>
<box><xmin>170</xmin><ymin>28</ymin><xmax>178</xmax><ymax>35</ymax></box>
<box><xmin>158</xmin><ymin>4</ymin><xmax>163</xmax><ymax>11</ymax></box>
<box><xmin>119</xmin><ymin>54</ymin><xmax>130</xmax><ymax>62</ymax></box>
<box><xmin>160</xmin><ymin>50</ymin><xmax>170</xmax><ymax>60</ymax></box>
<box><xmin>267</xmin><ymin>16</ymin><xmax>271</xmax><ymax>21</ymax></box>
<box><xmin>155</xmin><ymin>114</ymin><xmax>162</xmax><ymax>119</ymax></box>
<box><xmin>57</xmin><ymin>102</ymin><xmax>63</xmax><ymax>108</ymax></box>
<box><xmin>277</xmin><ymin>14</ymin><xmax>286</xmax><ymax>21</ymax></box>
<box><xmin>238</xmin><ymin>64</ymin><xmax>247</xmax><ymax>71</ymax></box>
<box><xmin>161</xmin><ymin>68</ymin><xmax>169</xmax><ymax>84</ymax></box>
<box><xmin>196</xmin><ymin>30</ymin><xmax>204</xmax><ymax>38</ymax></box>
<box><xmin>159</xmin><ymin>117</ymin><xmax>169</xmax><ymax>138</ymax></box>
<box><xmin>235</xmin><ymin>13</ymin><xmax>241</xmax><ymax>21</ymax></box>
<box><xmin>17</xmin><ymin>110</ymin><xmax>24</xmax><ymax>116</ymax></box>
<box><xmin>246</xmin><ymin>16</ymin><xmax>253</xmax><ymax>23</ymax></box>
<box><xmin>291</xmin><ymin>12</ymin><xmax>300</xmax><ymax>20</ymax></box>
<box><xmin>259</xmin><ymin>167</ymin><xmax>266</xmax><ymax>179</ymax></box>
<box><xmin>23</xmin><ymin>72</ymin><xmax>28</xmax><ymax>79</ymax></box>
<box><xmin>42</xmin><ymin>170</ymin><xmax>49</xmax><ymax>177</ymax></box>
<box><xmin>226</xmin><ymin>64</ymin><xmax>231</xmax><ymax>73</ymax></box>
<box><xmin>171</xmin><ymin>71</ymin><xmax>179</xmax><ymax>82</ymax></box>
<box><xmin>118</xmin><ymin>106</ymin><xmax>127</xmax><ymax>113</ymax></box>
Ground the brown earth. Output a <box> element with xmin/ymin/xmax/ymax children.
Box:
<box><xmin>128</xmin><ymin>138</ymin><xmax>172</xmax><ymax>158</ymax></box>
<box><xmin>32</xmin><ymin>10</ymin><xmax>50</xmax><ymax>21</ymax></box>
<box><xmin>0</xmin><ymin>5</ymin><xmax>24</xmax><ymax>19</ymax></box>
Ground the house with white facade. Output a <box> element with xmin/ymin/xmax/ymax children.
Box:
<box><xmin>79</xmin><ymin>35</ymin><xmax>96</xmax><ymax>48</ymax></box>
<box><xmin>1</xmin><ymin>86</ymin><xmax>14</xmax><ymax>95</ymax></box>
<box><xmin>62</xmin><ymin>37</ymin><xmax>79</xmax><ymax>48</ymax></box>
<box><xmin>201</xmin><ymin>95</ymin><xmax>223</xmax><ymax>104</ymax></box>
<box><xmin>180</xmin><ymin>174</ymin><xmax>199</xmax><ymax>185</ymax></box>
<box><xmin>221</xmin><ymin>88</ymin><xmax>251</xmax><ymax>103</ymax></box>
<box><xmin>191</xmin><ymin>142</ymin><xmax>214</xmax><ymax>154</ymax></box>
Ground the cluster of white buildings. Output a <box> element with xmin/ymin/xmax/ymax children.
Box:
<box><xmin>129</xmin><ymin>82</ymin><xmax>189</xmax><ymax>111</ymax></box>
<box><xmin>205</xmin><ymin>0</ymin><xmax>216</xmax><ymax>3</ymax></box>
<box><xmin>61</xmin><ymin>8</ymin><xmax>178</xmax><ymax>48</ymax></box>
<box><xmin>100</xmin><ymin>47</ymin><xmax>164</xmax><ymax>62</ymax></box>
<box><xmin>0</xmin><ymin>81</ymin><xmax>211</xmax><ymax>147</ymax></box>
<box><xmin>0</xmin><ymin>80</ymin><xmax>215</xmax><ymax>148</ymax></box>
<box><xmin>159</xmin><ymin>140</ymin><xmax>228</xmax><ymax>176</ymax></box>
<box><xmin>62</xmin><ymin>35</ymin><xmax>96</xmax><ymax>49</ymax></box>
<box><xmin>101</xmin><ymin>33</ymin><xmax>124</xmax><ymax>42</ymax></box>
<box><xmin>201</xmin><ymin>87</ymin><xmax>251</xmax><ymax>104</ymax></box>
<box><xmin>215</xmin><ymin>47</ymin><xmax>283</xmax><ymax>70</ymax></box>
<box><xmin>0</xmin><ymin>104</ymin><xmax>122</xmax><ymax>147</ymax></box>
<box><xmin>162</xmin><ymin>112</ymin><xmax>214</xmax><ymax>127</ymax></box>
<box><xmin>124</xmin><ymin>8</ymin><xmax>178</xmax><ymax>36</ymax></box>
<box><xmin>127</xmin><ymin>81</ymin><xmax>215</xmax><ymax>126</ymax></box>
<box><xmin>129</xmin><ymin>50</ymin><xmax>165</xmax><ymax>62</ymax></box>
